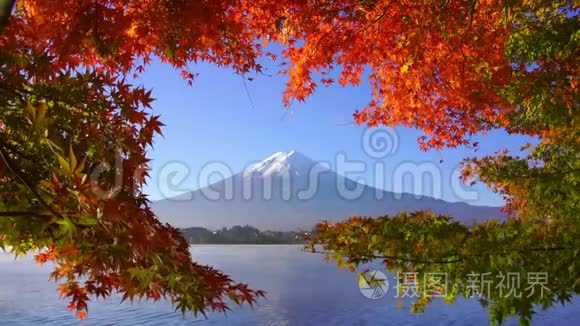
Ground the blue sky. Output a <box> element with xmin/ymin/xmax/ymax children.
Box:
<box><xmin>136</xmin><ymin>60</ymin><xmax>531</xmax><ymax>207</ymax></box>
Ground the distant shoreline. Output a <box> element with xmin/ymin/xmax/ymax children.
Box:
<box><xmin>180</xmin><ymin>225</ymin><xmax>310</xmax><ymax>245</ymax></box>
<box><xmin>189</xmin><ymin>244</ymin><xmax>305</xmax><ymax>246</ymax></box>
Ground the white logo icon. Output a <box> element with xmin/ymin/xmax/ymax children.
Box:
<box><xmin>358</xmin><ymin>270</ymin><xmax>389</xmax><ymax>299</ymax></box>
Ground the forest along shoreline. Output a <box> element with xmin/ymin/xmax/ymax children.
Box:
<box><xmin>180</xmin><ymin>225</ymin><xmax>311</xmax><ymax>244</ymax></box>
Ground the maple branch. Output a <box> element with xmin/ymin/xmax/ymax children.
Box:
<box><xmin>303</xmin><ymin>246</ymin><xmax>571</xmax><ymax>265</ymax></box>
<box><xmin>0</xmin><ymin>211</ymin><xmax>52</xmax><ymax>219</ymax></box>
<box><xmin>0</xmin><ymin>82</ymin><xmax>87</xmax><ymax>111</ymax></box>
<box><xmin>491</xmin><ymin>168</ymin><xmax>580</xmax><ymax>181</ymax></box>
<box><xmin>0</xmin><ymin>138</ymin><xmax>63</xmax><ymax>220</ymax></box>
<box><xmin>301</xmin><ymin>248</ymin><xmax>462</xmax><ymax>264</ymax></box>
<box><xmin>0</xmin><ymin>0</ymin><xmax>15</xmax><ymax>34</ymax></box>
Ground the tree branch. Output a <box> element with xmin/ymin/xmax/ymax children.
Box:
<box><xmin>301</xmin><ymin>248</ymin><xmax>462</xmax><ymax>264</ymax></box>
<box><xmin>302</xmin><ymin>246</ymin><xmax>571</xmax><ymax>265</ymax></box>
<box><xmin>0</xmin><ymin>211</ymin><xmax>52</xmax><ymax>218</ymax></box>
<box><xmin>0</xmin><ymin>138</ymin><xmax>63</xmax><ymax>220</ymax></box>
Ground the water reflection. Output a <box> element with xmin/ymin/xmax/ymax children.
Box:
<box><xmin>0</xmin><ymin>245</ymin><xmax>578</xmax><ymax>325</ymax></box>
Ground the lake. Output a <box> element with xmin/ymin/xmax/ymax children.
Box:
<box><xmin>0</xmin><ymin>245</ymin><xmax>578</xmax><ymax>325</ymax></box>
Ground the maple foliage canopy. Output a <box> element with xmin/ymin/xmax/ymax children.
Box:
<box><xmin>4</xmin><ymin>0</ymin><xmax>540</xmax><ymax>148</ymax></box>
<box><xmin>0</xmin><ymin>0</ymin><xmax>578</xmax><ymax>322</ymax></box>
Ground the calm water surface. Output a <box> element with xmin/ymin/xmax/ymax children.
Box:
<box><xmin>0</xmin><ymin>245</ymin><xmax>578</xmax><ymax>325</ymax></box>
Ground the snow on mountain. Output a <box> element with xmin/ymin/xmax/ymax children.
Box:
<box><xmin>152</xmin><ymin>151</ymin><xmax>503</xmax><ymax>230</ymax></box>
<box><xmin>243</xmin><ymin>151</ymin><xmax>314</xmax><ymax>177</ymax></box>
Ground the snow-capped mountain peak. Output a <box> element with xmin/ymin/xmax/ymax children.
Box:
<box><xmin>153</xmin><ymin>150</ymin><xmax>503</xmax><ymax>230</ymax></box>
<box><xmin>243</xmin><ymin>150</ymin><xmax>321</xmax><ymax>177</ymax></box>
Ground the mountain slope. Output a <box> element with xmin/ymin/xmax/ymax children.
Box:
<box><xmin>153</xmin><ymin>151</ymin><xmax>503</xmax><ymax>230</ymax></box>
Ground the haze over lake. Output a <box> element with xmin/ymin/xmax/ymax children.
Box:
<box><xmin>1</xmin><ymin>246</ymin><xmax>578</xmax><ymax>325</ymax></box>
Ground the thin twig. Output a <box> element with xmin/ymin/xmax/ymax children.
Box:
<box><xmin>240</xmin><ymin>74</ymin><xmax>256</xmax><ymax>111</ymax></box>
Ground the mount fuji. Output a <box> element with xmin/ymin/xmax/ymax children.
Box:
<box><xmin>152</xmin><ymin>151</ymin><xmax>503</xmax><ymax>230</ymax></box>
